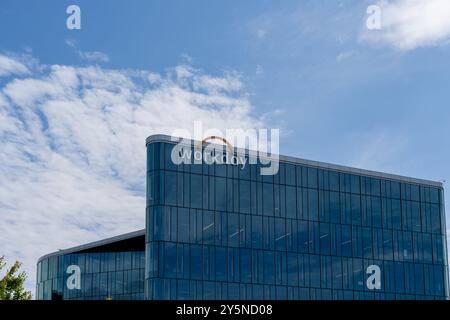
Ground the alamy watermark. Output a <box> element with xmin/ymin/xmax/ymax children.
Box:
<box><xmin>366</xmin><ymin>4</ymin><xmax>381</xmax><ymax>30</ymax></box>
<box><xmin>66</xmin><ymin>5</ymin><xmax>81</xmax><ymax>30</ymax></box>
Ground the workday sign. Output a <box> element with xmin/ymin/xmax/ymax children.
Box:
<box><xmin>173</xmin><ymin>144</ymin><xmax>248</xmax><ymax>170</ymax></box>
<box><xmin>170</xmin><ymin>122</ymin><xmax>279</xmax><ymax>175</ymax></box>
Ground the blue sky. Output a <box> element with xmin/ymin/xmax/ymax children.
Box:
<box><xmin>1</xmin><ymin>0</ymin><xmax>450</xmax><ymax>294</ymax></box>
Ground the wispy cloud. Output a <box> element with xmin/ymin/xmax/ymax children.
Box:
<box><xmin>65</xmin><ymin>39</ymin><xmax>110</xmax><ymax>63</ymax></box>
<box><xmin>336</xmin><ymin>50</ymin><xmax>356</xmax><ymax>62</ymax></box>
<box><xmin>0</xmin><ymin>53</ymin><xmax>264</xmax><ymax>295</ymax></box>
<box><xmin>362</xmin><ymin>0</ymin><xmax>450</xmax><ymax>50</ymax></box>
<box><xmin>349</xmin><ymin>129</ymin><xmax>408</xmax><ymax>172</ymax></box>
<box><xmin>77</xmin><ymin>51</ymin><xmax>110</xmax><ymax>63</ymax></box>
<box><xmin>0</xmin><ymin>54</ymin><xmax>30</xmax><ymax>77</ymax></box>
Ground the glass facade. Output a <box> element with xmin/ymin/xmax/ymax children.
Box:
<box><xmin>145</xmin><ymin>140</ymin><xmax>449</xmax><ymax>300</ymax></box>
<box><xmin>37</xmin><ymin>248</ymin><xmax>145</xmax><ymax>300</ymax></box>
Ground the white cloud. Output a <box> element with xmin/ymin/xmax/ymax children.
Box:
<box><xmin>336</xmin><ymin>51</ymin><xmax>355</xmax><ymax>62</ymax></box>
<box><xmin>255</xmin><ymin>64</ymin><xmax>264</xmax><ymax>75</ymax></box>
<box><xmin>0</xmin><ymin>54</ymin><xmax>30</xmax><ymax>77</ymax></box>
<box><xmin>77</xmin><ymin>51</ymin><xmax>110</xmax><ymax>63</ymax></box>
<box><xmin>65</xmin><ymin>39</ymin><xmax>110</xmax><ymax>63</ymax></box>
<box><xmin>363</xmin><ymin>0</ymin><xmax>450</xmax><ymax>50</ymax></box>
<box><xmin>349</xmin><ymin>129</ymin><xmax>407</xmax><ymax>172</ymax></box>
<box><xmin>0</xmin><ymin>53</ymin><xmax>264</xmax><ymax>295</ymax></box>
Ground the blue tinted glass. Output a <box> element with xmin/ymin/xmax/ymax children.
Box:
<box><xmin>350</xmin><ymin>175</ymin><xmax>360</xmax><ymax>194</ymax></box>
<box><xmin>285</xmin><ymin>164</ymin><xmax>296</xmax><ymax>186</ymax></box>
<box><xmin>309</xmin><ymin>255</ymin><xmax>320</xmax><ymax>288</ymax></box>
<box><xmin>319</xmin><ymin>223</ymin><xmax>330</xmax><ymax>255</ymax></box>
<box><xmin>263</xmin><ymin>251</ymin><xmax>275</xmax><ymax>285</ymax></box>
<box><xmin>307</xmin><ymin>168</ymin><xmax>318</xmax><ymax>189</ymax></box>
<box><xmin>430</xmin><ymin>188</ymin><xmax>439</xmax><ymax>204</ymax></box>
<box><xmin>372</xmin><ymin>197</ymin><xmax>382</xmax><ymax>227</ymax></box>
<box><xmin>142</xmin><ymin>141</ymin><xmax>449</xmax><ymax>301</ymax></box>
<box><xmin>190</xmin><ymin>174</ymin><xmax>202</xmax><ymax>209</ymax></box>
<box><xmin>215</xmin><ymin>177</ymin><xmax>226</xmax><ymax>211</ymax></box>
<box><xmin>298</xmin><ymin>220</ymin><xmax>309</xmax><ymax>253</ymax></box>
<box><xmin>251</xmin><ymin>216</ymin><xmax>262</xmax><ymax>249</ymax></box>
<box><xmin>392</xmin><ymin>199</ymin><xmax>402</xmax><ymax>229</ymax></box>
<box><xmin>239</xmin><ymin>180</ymin><xmax>250</xmax><ymax>214</ymax></box>
<box><xmin>351</xmin><ymin>194</ymin><xmax>361</xmax><ymax>225</ymax></box>
<box><xmin>329</xmin><ymin>171</ymin><xmax>339</xmax><ymax>191</ymax></box>
<box><xmin>263</xmin><ymin>183</ymin><xmax>274</xmax><ymax>216</ymax></box>
<box><xmin>286</xmin><ymin>186</ymin><xmax>297</xmax><ymax>219</ymax></box>
<box><xmin>164</xmin><ymin>171</ymin><xmax>177</xmax><ymax>206</ymax></box>
<box><xmin>330</xmin><ymin>191</ymin><xmax>340</xmax><ymax>224</ymax></box>
<box><xmin>308</xmin><ymin>189</ymin><xmax>318</xmax><ymax>221</ymax></box>
<box><xmin>275</xmin><ymin>218</ymin><xmax>286</xmax><ymax>250</ymax></box>
<box><xmin>391</xmin><ymin>181</ymin><xmax>401</xmax><ymax>199</ymax></box>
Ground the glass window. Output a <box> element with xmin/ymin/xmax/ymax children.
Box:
<box><xmin>215</xmin><ymin>177</ymin><xmax>226</xmax><ymax>211</ymax></box>
<box><xmin>285</xmin><ymin>164</ymin><xmax>296</xmax><ymax>186</ymax></box>
<box><xmin>394</xmin><ymin>262</ymin><xmax>405</xmax><ymax>294</ymax></box>
<box><xmin>308</xmin><ymin>189</ymin><xmax>319</xmax><ymax>221</ymax></box>
<box><xmin>309</xmin><ymin>222</ymin><xmax>319</xmax><ymax>254</ymax></box>
<box><xmin>370</xmin><ymin>178</ymin><xmax>381</xmax><ymax>197</ymax></box>
<box><xmin>341</xmin><ymin>225</ymin><xmax>352</xmax><ymax>257</ymax></box>
<box><xmin>190</xmin><ymin>174</ymin><xmax>202</xmax><ymax>209</ymax></box>
<box><xmin>431</xmin><ymin>204</ymin><xmax>441</xmax><ymax>234</ymax></box>
<box><xmin>422</xmin><ymin>233</ymin><xmax>432</xmax><ymax>263</ymax></box>
<box><xmin>332</xmin><ymin>257</ymin><xmax>343</xmax><ymax>290</ymax></box>
<box><xmin>239</xmin><ymin>180</ymin><xmax>251</xmax><ymax>214</ymax></box>
<box><xmin>362</xmin><ymin>227</ymin><xmax>373</xmax><ymax>259</ymax></box>
<box><xmin>383</xmin><ymin>230</ymin><xmax>393</xmax><ymax>260</ymax></box>
<box><xmin>164</xmin><ymin>243</ymin><xmax>177</xmax><ymax>278</ymax></box>
<box><xmin>309</xmin><ymin>255</ymin><xmax>320</xmax><ymax>288</ymax></box>
<box><xmin>329</xmin><ymin>171</ymin><xmax>339</xmax><ymax>192</ymax></box>
<box><xmin>240</xmin><ymin>249</ymin><xmax>251</xmax><ymax>283</ymax></box>
<box><xmin>164</xmin><ymin>171</ymin><xmax>177</xmax><ymax>206</ymax></box>
<box><xmin>164</xmin><ymin>143</ymin><xmax>177</xmax><ymax>171</ymax></box>
<box><xmin>263</xmin><ymin>217</ymin><xmax>274</xmax><ymax>250</ymax></box>
<box><xmin>430</xmin><ymin>188</ymin><xmax>439</xmax><ymax>204</ymax></box>
<box><xmin>372</xmin><ymin>197</ymin><xmax>382</xmax><ymax>227</ymax></box>
<box><xmin>410</xmin><ymin>185</ymin><xmax>420</xmax><ymax>202</ymax></box>
<box><xmin>177</xmin><ymin>208</ymin><xmax>189</xmax><ymax>243</ymax></box>
<box><xmin>352</xmin><ymin>258</ymin><xmax>364</xmax><ymax>291</ymax></box>
<box><xmin>202</xmin><ymin>211</ymin><xmax>214</xmax><ymax>245</ymax></box>
<box><xmin>411</xmin><ymin>202</ymin><xmax>421</xmax><ymax>232</ymax></box>
<box><xmin>190</xmin><ymin>245</ymin><xmax>202</xmax><ymax>280</ymax></box>
<box><xmin>298</xmin><ymin>220</ymin><xmax>309</xmax><ymax>253</ymax></box>
<box><xmin>307</xmin><ymin>167</ymin><xmax>318</xmax><ymax>189</ymax></box>
<box><xmin>402</xmin><ymin>232</ymin><xmax>413</xmax><ymax>261</ymax></box>
<box><xmin>391</xmin><ymin>199</ymin><xmax>402</xmax><ymax>229</ymax></box>
<box><xmin>275</xmin><ymin>218</ymin><xmax>286</xmax><ymax>251</ymax></box>
<box><xmin>330</xmin><ymin>191</ymin><xmax>340</xmax><ymax>224</ymax></box>
<box><xmin>351</xmin><ymin>194</ymin><xmax>361</xmax><ymax>225</ymax></box>
<box><xmin>263</xmin><ymin>183</ymin><xmax>274</xmax><ymax>216</ymax></box>
<box><xmin>350</xmin><ymin>175</ymin><xmax>360</xmax><ymax>194</ymax></box>
<box><xmin>319</xmin><ymin>223</ymin><xmax>330</xmax><ymax>255</ymax></box>
<box><xmin>287</xmin><ymin>253</ymin><xmax>299</xmax><ymax>286</ymax></box>
<box><xmin>251</xmin><ymin>215</ymin><xmax>262</xmax><ymax>249</ymax></box>
<box><xmin>263</xmin><ymin>251</ymin><xmax>275</xmax><ymax>285</ymax></box>
<box><xmin>286</xmin><ymin>186</ymin><xmax>297</xmax><ymax>219</ymax></box>
<box><xmin>391</xmin><ymin>181</ymin><xmax>401</xmax><ymax>199</ymax></box>
<box><xmin>228</xmin><ymin>213</ymin><xmax>239</xmax><ymax>247</ymax></box>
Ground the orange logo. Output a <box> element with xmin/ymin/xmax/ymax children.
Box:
<box><xmin>198</xmin><ymin>135</ymin><xmax>234</xmax><ymax>153</ymax></box>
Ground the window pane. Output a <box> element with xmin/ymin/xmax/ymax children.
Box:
<box><xmin>164</xmin><ymin>171</ymin><xmax>177</xmax><ymax>206</ymax></box>
<box><xmin>190</xmin><ymin>174</ymin><xmax>202</xmax><ymax>209</ymax></box>
<box><xmin>239</xmin><ymin>180</ymin><xmax>250</xmax><ymax>214</ymax></box>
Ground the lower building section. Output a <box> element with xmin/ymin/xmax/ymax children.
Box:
<box><xmin>146</xmin><ymin>279</ymin><xmax>445</xmax><ymax>300</ymax></box>
<box><xmin>144</xmin><ymin>241</ymin><xmax>448</xmax><ymax>300</ymax></box>
<box><xmin>36</xmin><ymin>230</ymin><xmax>145</xmax><ymax>300</ymax></box>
